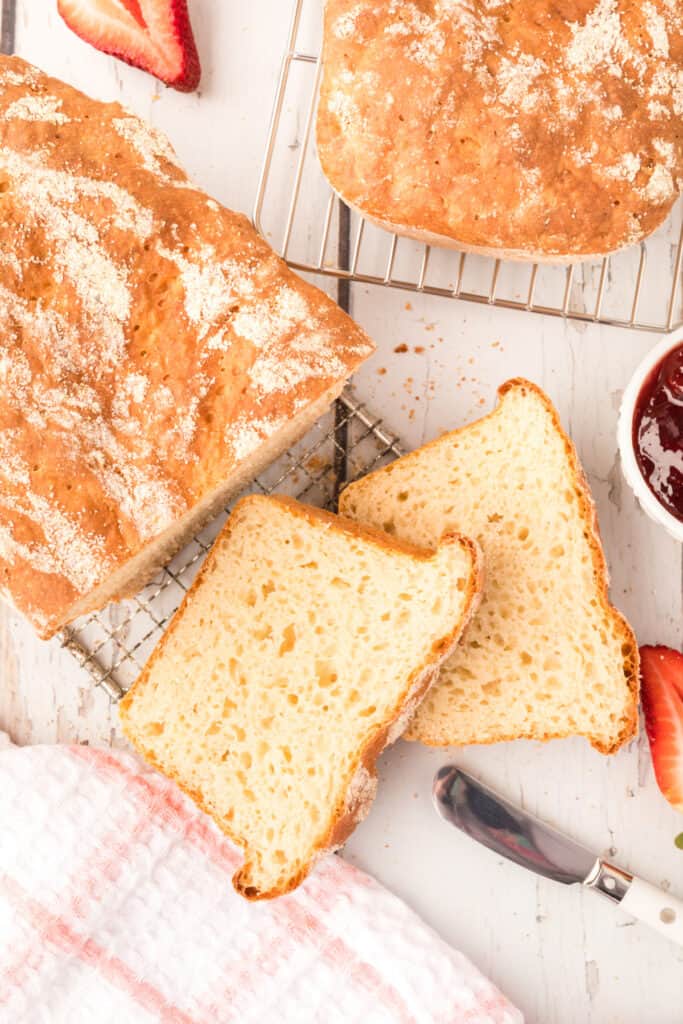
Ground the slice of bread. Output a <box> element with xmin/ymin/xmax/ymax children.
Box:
<box><xmin>119</xmin><ymin>494</ymin><xmax>482</xmax><ymax>899</ymax></box>
<box><xmin>340</xmin><ymin>379</ymin><xmax>639</xmax><ymax>754</ymax></box>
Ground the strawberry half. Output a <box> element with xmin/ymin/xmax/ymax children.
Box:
<box><xmin>58</xmin><ymin>0</ymin><xmax>201</xmax><ymax>93</ymax></box>
<box><xmin>640</xmin><ymin>645</ymin><xmax>683</xmax><ymax>813</ymax></box>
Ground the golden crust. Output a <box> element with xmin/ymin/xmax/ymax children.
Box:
<box><xmin>0</xmin><ymin>56</ymin><xmax>374</xmax><ymax>637</ymax></box>
<box><xmin>340</xmin><ymin>378</ymin><xmax>639</xmax><ymax>754</ymax></box>
<box><xmin>120</xmin><ymin>494</ymin><xmax>483</xmax><ymax>899</ymax></box>
<box><xmin>318</xmin><ymin>0</ymin><xmax>683</xmax><ymax>261</ymax></box>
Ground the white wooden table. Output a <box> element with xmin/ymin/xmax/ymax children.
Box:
<box><xmin>2</xmin><ymin>3</ymin><xmax>683</xmax><ymax>1021</ymax></box>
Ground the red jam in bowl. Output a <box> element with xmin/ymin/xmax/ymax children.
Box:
<box><xmin>633</xmin><ymin>343</ymin><xmax>683</xmax><ymax>522</ymax></box>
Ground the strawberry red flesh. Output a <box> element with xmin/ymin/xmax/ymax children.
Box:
<box><xmin>58</xmin><ymin>0</ymin><xmax>200</xmax><ymax>93</ymax></box>
<box><xmin>119</xmin><ymin>0</ymin><xmax>147</xmax><ymax>28</ymax></box>
<box><xmin>640</xmin><ymin>645</ymin><xmax>683</xmax><ymax>813</ymax></box>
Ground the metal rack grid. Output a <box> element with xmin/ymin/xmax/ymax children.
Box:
<box><xmin>253</xmin><ymin>0</ymin><xmax>683</xmax><ymax>334</ymax></box>
<box><xmin>60</xmin><ymin>392</ymin><xmax>404</xmax><ymax>698</ymax></box>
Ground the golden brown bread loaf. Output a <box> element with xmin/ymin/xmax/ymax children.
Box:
<box><xmin>0</xmin><ymin>56</ymin><xmax>374</xmax><ymax>638</ymax></box>
<box><xmin>317</xmin><ymin>0</ymin><xmax>683</xmax><ymax>261</ymax></box>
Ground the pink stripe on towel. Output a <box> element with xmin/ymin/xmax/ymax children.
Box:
<box><xmin>0</xmin><ymin>738</ymin><xmax>522</xmax><ymax>1024</ymax></box>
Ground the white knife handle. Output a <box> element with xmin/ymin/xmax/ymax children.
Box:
<box><xmin>620</xmin><ymin>876</ymin><xmax>683</xmax><ymax>946</ymax></box>
<box><xmin>588</xmin><ymin>860</ymin><xmax>683</xmax><ymax>947</ymax></box>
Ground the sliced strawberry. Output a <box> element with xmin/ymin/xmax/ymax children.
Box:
<box><xmin>640</xmin><ymin>645</ymin><xmax>683</xmax><ymax>813</ymax></box>
<box><xmin>58</xmin><ymin>0</ymin><xmax>201</xmax><ymax>93</ymax></box>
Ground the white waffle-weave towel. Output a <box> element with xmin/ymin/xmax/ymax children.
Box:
<box><xmin>0</xmin><ymin>737</ymin><xmax>522</xmax><ymax>1023</ymax></box>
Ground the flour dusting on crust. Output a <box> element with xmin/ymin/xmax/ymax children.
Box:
<box><xmin>0</xmin><ymin>55</ymin><xmax>373</xmax><ymax>636</ymax></box>
<box><xmin>4</xmin><ymin>94</ymin><xmax>68</xmax><ymax>124</ymax></box>
<box><xmin>318</xmin><ymin>0</ymin><xmax>683</xmax><ymax>258</ymax></box>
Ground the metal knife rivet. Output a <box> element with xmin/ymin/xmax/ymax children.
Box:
<box><xmin>660</xmin><ymin>908</ymin><xmax>676</xmax><ymax>924</ymax></box>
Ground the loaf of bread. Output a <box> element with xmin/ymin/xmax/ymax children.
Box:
<box><xmin>340</xmin><ymin>380</ymin><xmax>639</xmax><ymax>753</ymax></box>
<box><xmin>0</xmin><ymin>56</ymin><xmax>374</xmax><ymax>638</ymax></box>
<box><xmin>120</xmin><ymin>494</ymin><xmax>483</xmax><ymax>899</ymax></box>
<box><xmin>318</xmin><ymin>1</ymin><xmax>683</xmax><ymax>261</ymax></box>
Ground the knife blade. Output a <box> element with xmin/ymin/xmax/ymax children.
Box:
<box><xmin>433</xmin><ymin>765</ymin><xmax>683</xmax><ymax>947</ymax></box>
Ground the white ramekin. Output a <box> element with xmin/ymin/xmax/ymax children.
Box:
<box><xmin>617</xmin><ymin>331</ymin><xmax>683</xmax><ymax>543</ymax></box>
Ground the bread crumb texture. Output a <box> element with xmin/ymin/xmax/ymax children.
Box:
<box><xmin>318</xmin><ymin>0</ymin><xmax>683</xmax><ymax>259</ymax></box>
<box><xmin>120</xmin><ymin>495</ymin><xmax>482</xmax><ymax>899</ymax></box>
<box><xmin>340</xmin><ymin>380</ymin><xmax>639</xmax><ymax>753</ymax></box>
<box><xmin>0</xmin><ymin>56</ymin><xmax>373</xmax><ymax>636</ymax></box>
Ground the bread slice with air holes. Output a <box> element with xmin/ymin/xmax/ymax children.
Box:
<box><xmin>339</xmin><ymin>379</ymin><xmax>639</xmax><ymax>754</ymax></box>
<box><xmin>119</xmin><ymin>494</ymin><xmax>483</xmax><ymax>899</ymax></box>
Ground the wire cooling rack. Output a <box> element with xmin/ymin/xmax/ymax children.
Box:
<box><xmin>253</xmin><ymin>0</ymin><xmax>683</xmax><ymax>334</ymax></box>
<box><xmin>59</xmin><ymin>392</ymin><xmax>404</xmax><ymax>699</ymax></box>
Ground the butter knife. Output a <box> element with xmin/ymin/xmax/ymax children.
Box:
<box><xmin>433</xmin><ymin>765</ymin><xmax>683</xmax><ymax>946</ymax></box>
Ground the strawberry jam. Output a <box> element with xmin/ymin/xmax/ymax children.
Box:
<box><xmin>633</xmin><ymin>343</ymin><xmax>683</xmax><ymax>522</ymax></box>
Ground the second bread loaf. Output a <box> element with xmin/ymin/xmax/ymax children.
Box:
<box><xmin>318</xmin><ymin>0</ymin><xmax>683</xmax><ymax>261</ymax></box>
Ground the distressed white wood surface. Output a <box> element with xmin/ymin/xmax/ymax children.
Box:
<box><xmin>2</xmin><ymin>2</ymin><xmax>683</xmax><ymax>1022</ymax></box>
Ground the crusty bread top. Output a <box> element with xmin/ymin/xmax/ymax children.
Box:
<box><xmin>318</xmin><ymin>0</ymin><xmax>683</xmax><ymax>260</ymax></box>
<box><xmin>0</xmin><ymin>56</ymin><xmax>373</xmax><ymax>637</ymax></box>
<box><xmin>120</xmin><ymin>494</ymin><xmax>483</xmax><ymax>899</ymax></box>
<box><xmin>340</xmin><ymin>379</ymin><xmax>639</xmax><ymax>753</ymax></box>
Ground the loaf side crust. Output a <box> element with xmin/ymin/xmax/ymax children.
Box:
<box><xmin>327</xmin><ymin>191</ymin><xmax>649</xmax><ymax>266</ymax></box>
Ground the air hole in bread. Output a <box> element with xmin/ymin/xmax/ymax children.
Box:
<box><xmin>315</xmin><ymin>661</ymin><xmax>338</xmax><ymax>688</ymax></box>
<box><xmin>279</xmin><ymin>624</ymin><xmax>296</xmax><ymax>655</ymax></box>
